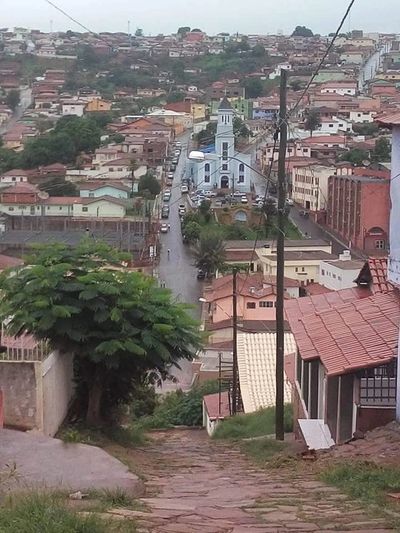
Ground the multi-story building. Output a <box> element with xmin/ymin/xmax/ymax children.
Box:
<box><xmin>326</xmin><ymin>174</ymin><xmax>390</xmax><ymax>253</ymax></box>
<box><xmin>292</xmin><ymin>163</ymin><xmax>336</xmax><ymax>212</ymax></box>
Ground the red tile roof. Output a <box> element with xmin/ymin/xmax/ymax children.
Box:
<box><xmin>368</xmin><ymin>257</ymin><xmax>393</xmax><ymax>294</ymax></box>
<box><xmin>376</xmin><ymin>112</ymin><xmax>400</xmax><ymax>127</ymax></box>
<box><xmin>291</xmin><ymin>290</ymin><xmax>400</xmax><ymax>376</ymax></box>
<box><xmin>305</xmin><ymin>283</ymin><xmax>334</xmax><ymax>296</ymax></box>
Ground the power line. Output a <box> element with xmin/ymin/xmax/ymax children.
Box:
<box><xmin>289</xmin><ymin>0</ymin><xmax>357</xmax><ymax>118</ymax></box>
<box><xmin>43</xmin><ymin>0</ymin><xmax>115</xmax><ymax>50</ymax></box>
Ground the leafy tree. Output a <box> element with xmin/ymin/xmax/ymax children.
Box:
<box><xmin>191</xmin><ymin>28</ymin><xmax>202</xmax><ymax>33</ymax></box>
<box><xmin>183</xmin><ymin>221</ymin><xmax>201</xmax><ymax>244</ymax></box>
<box><xmin>77</xmin><ymin>44</ymin><xmax>101</xmax><ymax>67</ymax></box>
<box><xmin>110</xmin><ymin>133</ymin><xmax>125</xmax><ymax>144</ymax></box>
<box><xmin>290</xmin><ymin>80</ymin><xmax>303</xmax><ymax>92</ymax></box>
<box><xmin>304</xmin><ymin>109</ymin><xmax>320</xmax><ymax>137</ymax></box>
<box><xmin>0</xmin><ymin>242</ymin><xmax>203</xmax><ymax>425</ymax></box>
<box><xmin>243</xmin><ymin>78</ymin><xmax>264</xmax><ymax>98</ymax></box>
<box><xmin>0</xmin><ymin>147</ymin><xmax>21</xmax><ymax>174</ymax></box>
<box><xmin>138</xmin><ymin>172</ymin><xmax>161</xmax><ymax>198</ymax></box>
<box><xmin>292</xmin><ymin>26</ymin><xmax>314</xmax><ymax>37</ymax></box>
<box><xmin>233</xmin><ymin>117</ymin><xmax>251</xmax><ymax>140</ymax></box>
<box><xmin>372</xmin><ymin>137</ymin><xmax>391</xmax><ymax>162</ymax></box>
<box><xmin>177</xmin><ymin>26</ymin><xmax>190</xmax><ymax>37</ymax></box>
<box><xmin>252</xmin><ymin>44</ymin><xmax>266</xmax><ymax>57</ymax></box>
<box><xmin>198</xmin><ymin>199</ymin><xmax>212</xmax><ymax>223</ymax></box>
<box><xmin>262</xmin><ymin>197</ymin><xmax>278</xmax><ymax>237</ymax></box>
<box><xmin>340</xmin><ymin>148</ymin><xmax>369</xmax><ymax>166</ymax></box>
<box><xmin>5</xmin><ymin>89</ymin><xmax>20</xmax><ymax>111</ymax></box>
<box><xmin>193</xmin><ymin>230</ymin><xmax>226</xmax><ymax>277</ymax></box>
<box><xmin>55</xmin><ymin>116</ymin><xmax>102</xmax><ymax>154</ymax></box>
<box><xmin>40</xmin><ymin>177</ymin><xmax>78</xmax><ymax>197</ymax></box>
<box><xmin>166</xmin><ymin>91</ymin><xmax>186</xmax><ymax>104</ymax></box>
<box><xmin>352</xmin><ymin>123</ymin><xmax>379</xmax><ymax>136</ymax></box>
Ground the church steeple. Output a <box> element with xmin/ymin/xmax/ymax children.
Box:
<box><xmin>218</xmin><ymin>96</ymin><xmax>232</xmax><ymax>111</ymax></box>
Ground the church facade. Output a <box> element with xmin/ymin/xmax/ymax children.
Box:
<box><xmin>187</xmin><ymin>97</ymin><xmax>252</xmax><ymax>193</ymax></box>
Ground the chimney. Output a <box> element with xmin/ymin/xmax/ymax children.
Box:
<box><xmin>249</xmin><ymin>287</ymin><xmax>255</xmax><ymax>294</ymax></box>
<box><xmin>339</xmin><ymin>250</ymin><xmax>351</xmax><ymax>261</ymax></box>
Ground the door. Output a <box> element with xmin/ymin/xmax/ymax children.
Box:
<box><xmin>338</xmin><ymin>374</ymin><xmax>354</xmax><ymax>443</ymax></box>
<box><xmin>221</xmin><ymin>176</ymin><xmax>229</xmax><ymax>188</ymax></box>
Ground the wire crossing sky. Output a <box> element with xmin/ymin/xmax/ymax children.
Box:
<box><xmin>2</xmin><ymin>0</ymin><xmax>399</xmax><ymax>35</ymax></box>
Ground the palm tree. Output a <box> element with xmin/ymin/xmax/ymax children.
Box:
<box><xmin>193</xmin><ymin>230</ymin><xmax>226</xmax><ymax>278</ymax></box>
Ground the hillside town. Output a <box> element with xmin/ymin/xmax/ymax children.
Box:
<box><xmin>0</xmin><ymin>10</ymin><xmax>400</xmax><ymax>532</ymax></box>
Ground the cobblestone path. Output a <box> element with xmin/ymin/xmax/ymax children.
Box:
<box><xmin>109</xmin><ymin>429</ymin><xmax>395</xmax><ymax>533</ymax></box>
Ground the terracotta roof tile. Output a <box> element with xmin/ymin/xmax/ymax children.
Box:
<box><xmin>368</xmin><ymin>257</ymin><xmax>393</xmax><ymax>294</ymax></box>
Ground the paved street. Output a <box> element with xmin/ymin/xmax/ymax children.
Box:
<box><xmin>157</xmin><ymin>133</ymin><xmax>203</xmax><ymax>391</ymax></box>
<box><xmin>0</xmin><ymin>86</ymin><xmax>32</xmax><ymax>134</ymax></box>
<box><xmin>106</xmin><ymin>429</ymin><xmax>394</xmax><ymax>532</ymax></box>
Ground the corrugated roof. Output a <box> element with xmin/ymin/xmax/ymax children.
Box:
<box><xmin>237</xmin><ymin>332</ymin><xmax>294</xmax><ymax>413</ymax></box>
<box><xmin>287</xmin><ymin>290</ymin><xmax>399</xmax><ymax>376</ymax></box>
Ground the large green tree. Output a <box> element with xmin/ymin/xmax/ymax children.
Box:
<box><xmin>138</xmin><ymin>172</ymin><xmax>161</xmax><ymax>198</ymax></box>
<box><xmin>340</xmin><ymin>148</ymin><xmax>369</xmax><ymax>166</ymax></box>
<box><xmin>304</xmin><ymin>109</ymin><xmax>320</xmax><ymax>137</ymax></box>
<box><xmin>292</xmin><ymin>26</ymin><xmax>314</xmax><ymax>37</ymax></box>
<box><xmin>5</xmin><ymin>89</ymin><xmax>20</xmax><ymax>111</ymax></box>
<box><xmin>0</xmin><ymin>242</ymin><xmax>203</xmax><ymax>425</ymax></box>
<box><xmin>372</xmin><ymin>137</ymin><xmax>391</xmax><ymax>162</ymax></box>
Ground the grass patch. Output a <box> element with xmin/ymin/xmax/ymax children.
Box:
<box><xmin>240</xmin><ymin>438</ymin><xmax>287</xmax><ymax>464</ymax></box>
<box><xmin>87</xmin><ymin>488</ymin><xmax>145</xmax><ymax>511</ymax></box>
<box><xmin>58</xmin><ymin>423</ymin><xmax>147</xmax><ymax>448</ymax></box>
<box><xmin>213</xmin><ymin>405</ymin><xmax>293</xmax><ymax>441</ymax></box>
<box><xmin>0</xmin><ymin>492</ymin><xmax>137</xmax><ymax>532</ymax></box>
<box><xmin>321</xmin><ymin>461</ymin><xmax>400</xmax><ymax>506</ymax></box>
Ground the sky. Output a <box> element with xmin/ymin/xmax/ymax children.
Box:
<box><xmin>1</xmin><ymin>0</ymin><xmax>399</xmax><ymax>36</ymax></box>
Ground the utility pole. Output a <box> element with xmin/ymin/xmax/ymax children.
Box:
<box><xmin>276</xmin><ymin>69</ymin><xmax>288</xmax><ymax>441</ymax></box>
<box><xmin>232</xmin><ymin>267</ymin><xmax>238</xmax><ymax>415</ymax></box>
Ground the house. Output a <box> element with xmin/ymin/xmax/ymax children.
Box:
<box><xmin>61</xmin><ymin>99</ymin><xmax>87</xmax><ymax>117</ymax></box>
<box><xmin>85</xmin><ymin>99</ymin><xmax>112</xmax><ymax>113</ymax></box>
<box><xmin>147</xmin><ymin>109</ymin><xmax>192</xmax><ymax>134</ymax></box>
<box><xmin>320</xmin><ymin>250</ymin><xmax>365</xmax><ymax>290</ymax></box>
<box><xmin>326</xmin><ymin>173</ymin><xmax>390</xmax><ymax>253</ymax></box>
<box><xmin>187</xmin><ymin>98</ymin><xmax>252</xmax><ymax>193</ymax></box>
<box><xmin>319</xmin><ymin>81</ymin><xmax>358</xmax><ymax>96</ymax></box>
<box><xmin>256</xmin><ymin>244</ymin><xmax>337</xmax><ymax>285</ymax></box>
<box><xmin>0</xmin><ymin>169</ymin><xmax>30</xmax><ymax>185</ymax></box>
<box><xmin>292</xmin><ymin>163</ymin><xmax>336</xmax><ymax>212</ymax></box>
<box><xmin>202</xmin><ymin>272</ymin><xmax>300</xmax><ymax>324</ymax></box>
<box><xmin>78</xmin><ymin>182</ymin><xmax>130</xmax><ymax>199</ymax></box>
<box><xmin>287</xmin><ymin>286</ymin><xmax>398</xmax><ymax>446</ymax></box>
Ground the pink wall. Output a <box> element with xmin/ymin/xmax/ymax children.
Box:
<box><xmin>211</xmin><ymin>294</ymin><xmax>277</xmax><ymax>323</ymax></box>
<box><xmin>359</xmin><ymin>181</ymin><xmax>390</xmax><ymax>251</ymax></box>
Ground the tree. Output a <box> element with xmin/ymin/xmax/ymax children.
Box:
<box><xmin>177</xmin><ymin>26</ymin><xmax>190</xmax><ymax>38</ymax></box>
<box><xmin>372</xmin><ymin>137</ymin><xmax>391</xmax><ymax>162</ymax></box>
<box><xmin>252</xmin><ymin>44</ymin><xmax>266</xmax><ymax>57</ymax></box>
<box><xmin>243</xmin><ymin>78</ymin><xmax>264</xmax><ymax>98</ymax></box>
<box><xmin>40</xmin><ymin>177</ymin><xmax>78</xmax><ymax>197</ymax></box>
<box><xmin>0</xmin><ymin>242</ymin><xmax>203</xmax><ymax>425</ymax></box>
<box><xmin>233</xmin><ymin>117</ymin><xmax>251</xmax><ymax>140</ymax></box>
<box><xmin>166</xmin><ymin>91</ymin><xmax>186</xmax><ymax>104</ymax></box>
<box><xmin>183</xmin><ymin>221</ymin><xmax>201</xmax><ymax>244</ymax></box>
<box><xmin>5</xmin><ymin>89</ymin><xmax>20</xmax><ymax>111</ymax></box>
<box><xmin>352</xmin><ymin>123</ymin><xmax>379</xmax><ymax>136</ymax></box>
<box><xmin>304</xmin><ymin>109</ymin><xmax>320</xmax><ymax>137</ymax></box>
<box><xmin>340</xmin><ymin>148</ymin><xmax>369</xmax><ymax>166</ymax></box>
<box><xmin>262</xmin><ymin>197</ymin><xmax>278</xmax><ymax>237</ymax></box>
<box><xmin>292</xmin><ymin>26</ymin><xmax>314</xmax><ymax>37</ymax></box>
<box><xmin>193</xmin><ymin>230</ymin><xmax>226</xmax><ymax>277</ymax></box>
<box><xmin>138</xmin><ymin>172</ymin><xmax>161</xmax><ymax>198</ymax></box>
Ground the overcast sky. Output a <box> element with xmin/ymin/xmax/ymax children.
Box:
<box><xmin>2</xmin><ymin>0</ymin><xmax>398</xmax><ymax>36</ymax></box>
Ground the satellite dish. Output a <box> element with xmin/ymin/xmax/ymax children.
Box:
<box><xmin>362</xmin><ymin>160</ymin><xmax>371</xmax><ymax>167</ymax></box>
<box><xmin>37</xmin><ymin>191</ymin><xmax>50</xmax><ymax>200</ymax></box>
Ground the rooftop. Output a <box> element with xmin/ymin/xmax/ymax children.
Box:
<box><xmin>264</xmin><ymin>250</ymin><xmax>338</xmax><ymax>262</ymax></box>
<box><xmin>323</xmin><ymin>259</ymin><xmax>365</xmax><ymax>270</ymax></box>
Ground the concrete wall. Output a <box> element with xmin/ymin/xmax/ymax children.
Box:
<box><xmin>41</xmin><ymin>351</ymin><xmax>74</xmax><ymax>437</ymax></box>
<box><xmin>0</xmin><ymin>361</ymin><xmax>39</xmax><ymax>430</ymax></box>
<box><xmin>0</xmin><ymin>351</ymin><xmax>74</xmax><ymax>436</ymax></box>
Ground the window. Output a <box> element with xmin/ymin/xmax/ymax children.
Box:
<box><xmin>375</xmin><ymin>239</ymin><xmax>385</xmax><ymax>249</ymax></box>
<box><xmin>321</xmin><ymin>269</ymin><xmax>325</xmax><ymax>275</ymax></box>
<box><xmin>222</xmin><ymin>142</ymin><xmax>228</xmax><ymax>161</ymax></box>
<box><xmin>204</xmin><ymin>175</ymin><xmax>210</xmax><ymax>183</ymax></box>
<box><xmin>360</xmin><ymin>361</ymin><xmax>397</xmax><ymax>407</ymax></box>
<box><xmin>246</xmin><ymin>302</ymin><xmax>256</xmax><ymax>309</ymax></box>
<box><xmin>302</xmin><ymin>267</ymin><xmax>305</xmax><ymax>272</ymax></box>
<box><xmin>222</xmin><ymin>164</ymin><xmax>228</xmax><ymax>170</ymax></box>
<box><xmin>204</xmin><ymin>163</ymin><xmax>210</xmax><ymax>172</ymax></box>
<box><xmin>332</xmin><ymin>273</ymin><xmax>336</xmax><ymax>279</ymax></box>
<box><xmin>295</xmin><ymin>267</ymin><xmax>298</xmax><ymax>272</ymax></box>
<box><xmin>238</xmin><ymin>175</ymin><xmax>244</xmax><ymax>183</ymax></box>
<box><xmin>259</xmin><ymin>301</ymin><xmax>274</xmax><ymax>308</ymax></box>
<box><xmin>239</xmin><ymin>163</ymin><xmax>245</xmax><ymax>172</ymax></box>
<box><xmin>11</xmin><ymin>177</ymin><xmax>16</xmax><ymax>182</ymax></box>
<box><xmin>82</xmin><ymin>207</ymin><xmax>88</xmax><ymax>212</ymax></box>
<box><xmin>8</xmin><ymin>207</ymin><xmax>14</xmax><ymax>211</ymax></box>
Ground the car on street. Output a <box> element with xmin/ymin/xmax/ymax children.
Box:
<box><xmin>160</xmin><ymin>223</ymin><xmax>169</xmax><ymax>233</ymax></box>
<box><xmin>161</xmin><ymin>206</ymin><xmax>170</xmax><ymax>219</ymax></box>
<box><xmin>299</xmin><ymin>210</ymin><xmax>309</xmax><ymax>218</ymax></box>
<box><xmin>172</xmin><ymin>158</ymin><xmax>178</xmax><ymax>165</ymax></box>
<box><xmin>175</xmin><ymin>141</ymin><xmax>182</xmax><ymax>147</ymax></box>
<box><xmin>167</xmin><ymin>172</ymin><xmax>174</xmax><ymax>179</ymax></box>
<box><xmin>178</xmin><ymin>204</ymin><xmax>186</xmax><ymax>216</ymax></box>
<box><xmin>241</xmin><ymin>195</ymin><xmax>248</xmax><ymax>204</ymax></box>
<box><xmin>204</xmin><ymin>190</ymin><xmax>217</xmax><ymax>198</ymax></box>
<box><xmin>231</xmin><ymin>191</ymin><xmax>243</xmax><ymax>198</ymax></box>
<box><xmin>286</xmin><ymin>198</ymin><xmax>294</xmax><ymax>206</ymax></box>
<box><xmin>174</xmin><ymin>150</ymin><xmax>181</xmax><ymax>157</ymax></box>
<box><xmin>163</xmin><ymin>192</ymin><xmax>171</xmax><ymax>202</ymax></box>
<box><xmin>181</xmin><ymin>184</ymin><xmax>189</xmax><ymax>194</ymax></box>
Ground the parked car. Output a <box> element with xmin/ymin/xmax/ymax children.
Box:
<box><xmin>196</xmin><ymin>268</ymin><xmax>206</xmax><ymax>280</ymax></box>
<box><xmin>231</xmin><ymin>191</ymin><xmax>243</xmax><ymax>198</ymax></box>
<box><xmin>161</xmin><ymin>206</ymin><xmax>170</xmax><ymax>219</ymax></box>
<box><xmin>174</xmin><ymin>150</ymin><xmax>181</xmax><ymax>157</ymax></box>
<box><xmin>167</xmin><ymin>172</ymin><xmax>174</xmax><ymax>179</ymax></box>
<box><xmin>181</xmin><ymin>184</ymin><xmax>189</xmax><ymax>194</ymax></box>
<box><xmin>175</xmin><ymin>141</ymin><xmax>182</xmax><ymax>147</ymax></box>
<box><xmin>163</xmin><ymin>192</ymin><xmax>171</xmax><ymax>202</ymax></box>
<box><xmin>204</xmin><ymin>190</ymin><xmax>217</xmax><ymax>198</ymax></box>
<box><xmin>178</xmin><ymin>204</ymin><xmax>186</xmax><ymax>216</ymax></box>
<box><xmin>166</xmin><ymin>180</ymin><xmax>173</xmax><ymax>187</ymax></box>
<box><xmin>172</xmin><ymin>158</ymin><xmax>178</xmax><ymax>165</ymax></box>
<box><xmin>286</xmin><ymin>198</ymin><xmax>294</xmax><ymax>206</ymax></box>
<box><xmin>241</xmin><ymin>195</ymin><xmax>248</xmax><ymax>204</ymax></box>
<box><xmin>160</xmin><ymin>223</ymin><xmax>169</xmax><ymax>233</ymax></box>
<box><xmin>299</xmin><ymin>210</ymin><xmax>309</xmax><ymax>218</ymax></box>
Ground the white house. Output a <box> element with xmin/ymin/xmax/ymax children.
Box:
<box><xmin>79</xmin><ymin>182</ymin><xmax>130</xmax><ymax>199</ymax></box>
<box><xmin>269</xmin><ymin>63</ymin><xmax>292</xmax><ymax>80</ymax></box>
<box><xmin>320</xmin><ymin>251</ymin><xmax>365</xmax><ymax>290</ymax></box>
<box><xmin>317</xmin><ymin>117</ymin><xmax>353</xmax><ymax>135</ymax></box>
<box><xmin>187</xmin><ymin>97</ymin><xmax>252</xmax><ymax>193</ymax></box>
<box><xmin>320</xmin><ymin>81</ymin><xmax>357</xmax><ymax>96</ymax></box>
<box><xmin>0</xmin><ymin>169</ymin><xmax>29</xmax><ymax>185</ymax></box>
<box><xmin>61</xmin><ymin>99</ymin><xmax>87</xmax><ymax>117</ymax></box>
<box><xmin>349</xmin><ymin>110</ymin><xmax>376</xmax><ymax>123</ymax></box>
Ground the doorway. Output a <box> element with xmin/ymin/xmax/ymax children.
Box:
<box><xmin>221</xmin><ymin>176</ymin><xmax>229</xmax><ymax>188</ymax></box>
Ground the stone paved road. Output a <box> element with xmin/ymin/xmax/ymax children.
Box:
<box><xmin>109</xmin><ymin>429</ymin><xmax>395</xmax><ymax>532</ymax></box>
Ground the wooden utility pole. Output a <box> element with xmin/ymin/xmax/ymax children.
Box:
<box><xmin>232</xmin><ymin>267</ymin><xmax>238</xmax><ymax>415</ymax></box>
<box><xmin>276</xmin><ymin>69</ymin><xmax>288</xmax><ymax>441</ymax></box>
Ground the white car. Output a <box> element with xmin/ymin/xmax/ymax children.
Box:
<box><xmin>241</xmin><ymin>196</ymin><xmax>248</xmax><ymax>204</ymax></box>
<box><xmin>204</xmin><ymin>190</ymin><xmax>217</xmax><ymax>198</ymax></box>
<box><xmin>160</xmin><ymin>223</ymin><xmax>169</xmax><ymax>233</ymax></box>
<box><xmin>181</xmin><ymin>185</ymin><xmax>189</xmax><ymax>194</ymax></box>
<box><xmin>286</xmin><ymin>198</ymin><xmax>294</xmax><ymax>206</ymax></box>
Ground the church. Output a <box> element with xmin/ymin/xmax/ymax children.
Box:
<box><xmin>187</xmin><ymin>97</ymin><xmax>252</xmax><ymax>193</ymax></box>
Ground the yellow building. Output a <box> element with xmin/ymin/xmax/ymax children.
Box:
<box><xmin>86</xmin><ymin>99</ymin><xmax>112</xmax><ymax>112</ymax></box>
<box><xmin>191</xmin><ymin>103</ymin><xmax>207</xmax><ymax>122</ymax></box>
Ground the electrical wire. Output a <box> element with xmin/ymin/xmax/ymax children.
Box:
<box><xmin>288</xmin><ymin>0</ymin><xmax>357</xmax><ymax>118</ymax></box>
<box><xmin>43</xmin><ymin>0</ymin><xmax>115</xmax><ymax>50</ymax></box>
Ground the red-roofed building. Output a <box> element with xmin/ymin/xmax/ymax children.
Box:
<box><xmin>287</xmin><ymin>283</ymin><xmax>398</xmax><ymax>445</ymax></box>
